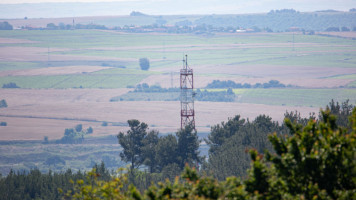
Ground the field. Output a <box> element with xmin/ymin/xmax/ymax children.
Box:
<box><xmin>0</xmin><ymin>28</ymin><xmax>355</xmax><ymax>174</ymax></box>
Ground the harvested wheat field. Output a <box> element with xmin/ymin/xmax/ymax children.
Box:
<box><xmin>0</xmin><ymin>88</ymin><xmax>319</xmax><ymax>140</ymax></box>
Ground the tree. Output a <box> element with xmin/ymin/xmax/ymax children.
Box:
<box><xmin>139</xmin><ymin>58</ymin><xmax>150</xmax><ymax>71</ymax></box>
<box><xmin>86</xmin><ymin>126</ymin><xmax>93</xmax><ymax>134</ymax></box>
<box><xmin>204</xmin><ymin>114</ymin><xmax>279</xmax><ymax>180</ymax></box>
<box><xmin>155</xmin><ymin>134</ymin><xmax>179</xmax><ymax>171</ymax></box>
<box><xmin>205</xmin><ymin>115</ymin><xmax>245</xmax><ymax>154</ymax></box>
<box><xmin>75</xmin><ymin>124</ymin><xmax>82</xmax><ymax>132</ymax></box>
<box><xmin>176</xmin><ymin>125</ymin><xmax>203</xmax><ymax>169</ymax></box>
<box><xmin>245</xmin><ymin>108</ymin><xmax>356</xmax><ymax>199</ymax></box>
<box><xmin>117</xmin><ymin>119</ymin><xmax>149</xmax><ymax>170</ymax></box>
<box><xmin>325</xmin><ymin>99</ymin><xmax>354</xmax><ymax>129</ymax></box>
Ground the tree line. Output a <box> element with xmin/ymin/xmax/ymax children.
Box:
<box><xmin>111</xmin><ymin>83</ymin><xmax>236</xmax><ymax>102</ymax></box>
<box><xmin>206</xmin><ymin>79</ymin><xmax>291</xmax><ymax>89</ymax></box>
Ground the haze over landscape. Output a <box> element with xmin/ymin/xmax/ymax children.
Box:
<box><xmin>0</xmin><ymin>1</ymin><xmax>356</xmax><ymax>199</ymax></box>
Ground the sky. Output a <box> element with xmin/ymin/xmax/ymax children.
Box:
<box><xmin>0</xmin><ymin>0</ymin><xmax>355</xmax><ymax>18</ymax></box>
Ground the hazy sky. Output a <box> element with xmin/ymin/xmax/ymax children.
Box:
<box><xmin>0</xmin><ymin>0</ymin><xmax>355</xmax><ymax>18</ymax></box>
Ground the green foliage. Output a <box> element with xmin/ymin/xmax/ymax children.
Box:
<box><xmin>58</xmin><ymin>124</ymin><xmax>93</xmax><ymax>144</ymax></box>
<box><xmin>75</xmin><ymin>124</ymin><xmax>83</xmax><ymax>132</ymax></box>
<box><xmin>325</xmin><ymin>99</ymin><xmax>354</xmax><ymax>129</ymax></box>
<box><xmin>259</xmin><ymin>108</ymin><xmax>356</xmax><ymax>199</ymax></box>
<box><xmin>206</xmin><ymin>79</ymin><xmax>289</xmax><ymax>89</ymax></box>
<box><xmin>204</xmin><ymin>114</ymin><xmax>279</xmax><ymax>180</ymax></box>
<box><xmin>195</xmin><ymin>89</ymin><xmax>236</xmax><ymax>102</ymax></box>
<box><xmin>117</xmin><ymin>120</ymin><xmax>149</xmax><ymax>170</ymax></box>
<box><xmin>283</xmin><ymin>110</ymin><xmax>315</xmax><ymax>127</ymax></box>
<box><xmin>87</xmin><ymin>126</ymin><xmax>94</xmax><ymax>134</ymax></box>
<box><xmin>176</xmin><ymin>125</ymin><xmax>203</xmax><ymax>169</ymax></box>
<box><xmin>205</xmin><ymin>115</ymin><xmax>245</xmax><ymax>154</ymax></box>
<box><xmin>68</xmin><ymin>107</ymin><xmax>355</xmax><ymax>199</ymax></box>
<box><xmin>139</xmin><ymin>58</ymin><xmax>150</xmax><ymax>71</ymax></box>
<box><xmin>0</xmin><ymin>99</ymin><xmax>7</xmax><ymax>108</ymax></box>
<box><xmin>155</xmin><ymin>134</ymin><xmax>179</xmax><ymax>171</ymax></box>
<box><xmin>117</xmin><ymin>121</ymin><xmax>202</xmax><ymax>175</ymax></box>
<box><xmin>142</xmin><ymin>130</ymin><xmax>159</xmax><ymax>173</ymax></box>
<box><xmin>0</xmin><ymin>168</ymin><xmax>86</xmax><ymax>200</ymax></box>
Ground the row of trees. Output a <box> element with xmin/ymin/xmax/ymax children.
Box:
<box><xmin>2</xmin><ymin>82</ymin><xmax>20</xmax><ymax>88</ymax></box>
<box><xmin>46</xmin><ymin>23</ymin><xmax>108</xmax><ymax>30</ymax></box>
<box><xmin>112</xmin><ymin>84</ymin><xmax>236</xmax><ymax>102</ymax></box>
<box><xmin>206</xmin><ymin>79</ymin><xmax>290</xmax><ymax>89</ymax></box>
<box><xmin>0</xmin><ymin>163</ymin><xmax>110</xmax><ymax>200</ymax></box>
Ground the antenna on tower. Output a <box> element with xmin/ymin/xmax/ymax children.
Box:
<box><xmin>180</xmin><ymin>55</ymin><xmax>195</xmax><ymax>129</ymax></box>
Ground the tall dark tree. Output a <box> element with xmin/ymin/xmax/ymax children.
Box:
<box><xmin>117</xmin><ymin>119</ymin><xmax>148</xmax><ymax>170</ymax></box>
<box><xmin>176</xmin><ymin>125</ymin><xmax>202</xmax><ymax>169</ymax></box>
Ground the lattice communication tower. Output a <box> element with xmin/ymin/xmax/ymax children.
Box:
<box><xmin>180</xmin><ymin>55</ymin><xmax>195</xmax><ymax>129</ymax></box>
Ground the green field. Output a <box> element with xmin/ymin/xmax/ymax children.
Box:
<box><xmin>234</xmin><ymin>88</ymin><xmax>356</xmax><ymax>107</ymax></box>
<box><xmin>0</xmin><ymin>74</ymin><xmax>149</xmax><ymax>89</ymax></box>
<box><xmin>0</xmin><ymin>29</ymin><xmax>355</xmax><ymax>104</ymax></box>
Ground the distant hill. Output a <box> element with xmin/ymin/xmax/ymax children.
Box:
<box><xmin>1</xmin><ymin>3</ymin><xmax>355</xmax><ymax>32</ymax></box>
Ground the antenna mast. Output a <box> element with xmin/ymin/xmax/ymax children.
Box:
<box><xmin>180</xmin><ymin>55</ymin><xmax>195</xmax><ymax>129</ymax></box>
